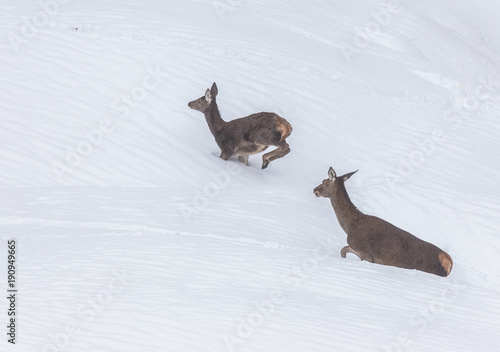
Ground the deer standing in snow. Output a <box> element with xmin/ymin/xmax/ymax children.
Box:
<box><xmin>188</xmin><ymin>82</ymin><xmax>292</xmax><ymax>169</ymax></box>
<box><xmin>313</xmin><ymin>167</ymin><xmax>453</xmax><ymax>277</ymax></box>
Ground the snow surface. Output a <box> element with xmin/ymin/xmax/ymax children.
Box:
<box><xmin>1</xmin><ymin>0</ymin><xmax>500</xmax><ymax>351</ymax></box>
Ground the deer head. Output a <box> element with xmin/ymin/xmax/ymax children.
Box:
<box><xmin>188</xmin><ymin>82</ymin><xmax>218</xmax><ymax>112</ymax></box>
<box><xmin>314</xmin><ymin>167</ymin><xmax>358</xmax><ymax>198</ymax></box>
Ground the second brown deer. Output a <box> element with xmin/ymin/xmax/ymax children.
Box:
<box><xmin>188</xmin><ymin>82</ymin><xmax>292</xmax><ymax>169</ymax></box>
<box><xmin>313</xmin><ymin>167</ymin><xmax>453</xmax><ymax>277</ymax></box>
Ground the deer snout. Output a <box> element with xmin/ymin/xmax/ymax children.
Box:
<box><xmin>313</xmin><ymin>188</ymin><xmax>321</xmax><ymax>197</ymax></box>
<box><xmin>313</xmin><ymin>184</ymin><xmax>326</xmax><ymax>197</ymax></box>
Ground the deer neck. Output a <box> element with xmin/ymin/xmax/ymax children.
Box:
<box><xmin>330</xmin><ymin>184</ymin><xmax>363</xmax><ymax>233</ymax></box>
<box><xmin>204</xmin><ymin>100</ymin><xmax>225</xmax><ymax>136</ymax></box>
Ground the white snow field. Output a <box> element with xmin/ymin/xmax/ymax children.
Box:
<box><xmin>1</xmin><ymin>0</ymin><xmax>500</xmax><ymax>351</ymax></box>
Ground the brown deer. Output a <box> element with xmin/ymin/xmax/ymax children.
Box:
<box><xmin>188</xmin><ymin>82</ymin><xmax>292</xmax><ymax>169</ymax></box>
<box><xmin>313</xmin><ymin>167</ymin><xmax>453</xmax><ymax>277</ymax></box>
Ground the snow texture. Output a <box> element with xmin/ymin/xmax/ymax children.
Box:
<box><xmin>1</xmin><ymin>0</ymin><xmax>499</xmax><ymax>351</ymax></box>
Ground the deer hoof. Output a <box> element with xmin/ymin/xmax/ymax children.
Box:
<box><xmin>261</xmin><ymin>160</ymin><xmax>269</xmax><ymax>169</ymax></box>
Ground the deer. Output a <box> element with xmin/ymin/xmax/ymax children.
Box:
<box><xmin>188</xmin><ymin>82</ymin><xmax>292</xmax><ymax>169</ymax></box>
<box><xmin>313</xmin><ymin>167</ymin><xmax>453</xmax><ymax>277</ymax></box>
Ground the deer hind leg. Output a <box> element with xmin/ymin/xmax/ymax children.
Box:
<box><xmin>238</xmin><ymin>155</ymin><xmax>249</xmax><ymax>166</ymax></box>
<box><xmin>261</xmin><ymin>140</ymin><xmax>290</xmax><ymax>169</ymax></box>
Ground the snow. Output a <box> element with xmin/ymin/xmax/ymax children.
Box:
<box><xmin>1</xmin><ymin>0</ymin><xmax>499</xmax><ymax>351</ymax></box>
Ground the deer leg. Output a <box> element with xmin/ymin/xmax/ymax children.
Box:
<box><xmin>341</xmin><ymin>246</ymin><xmax>364</xmax><ymax>260</ymax></box>
<box><xmin>238</xmin><ymin>155</ymin><xmax>249</xmax><ymax>166</ymax></box>
<box><xmin>220</xmin><ymin>151</ymin><xmax>231</xmax><ymax>161</ymax></box>
<box><xmin>341</xmin><ymin>246</ymin><xmax>375</xmax><ymax>263</ymax></box>
<box><xmin>261</xmin><ymin>140</ymin><xmax>290</xmax><ymax>169</ymax></box>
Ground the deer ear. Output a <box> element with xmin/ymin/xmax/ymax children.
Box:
<box><xmin>205</xmin><ymin>89</ymin><xmax>212</xmax><ymax>103</ymax></box>
<box><xmin>343</xmin><ymin>170</ymin><xmax>358</xmax><ymax>182</ymax></box>
<box><xmin>328</xmin><ymin>167</ymin><xmax>336</xmax><ymax>180</ymax></box>
<box><xmin>211</xmin><ymin>82</ymin><xmax>218</xmax><ymax>97</ymax></box>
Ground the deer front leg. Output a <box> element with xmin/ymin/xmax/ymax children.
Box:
<box><xmin>261</xmin><ymin>140</ymin><xmax>290</xmax><ymax>169</ymax></box>
<box><xmin>238</xmin><ymin>155</ymin><xmax>249</xmax><ymax>166</ymax></box>
<box><xmin>220</xmin><ymin>151</ymin><xmax>232</xmax><ymax>161</ymax></box>
<box><xmin>341</xmin><ymin>246</ymin><xmax>375</xmax><ymax>263</ymax></box>
<box><xmin>341</xmin><ymin>246</ymin><xmax>363</xmax><ymax>260</ymax></box>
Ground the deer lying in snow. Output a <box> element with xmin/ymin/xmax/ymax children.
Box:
<box><xmin>188</xmin><ymin>82</ymin><xmax>292</xmax><ymax>169</ymax></box>
<box><xmin>313</xmin><ymin>167</ymin><xmax>453</xmax><ymax>277</ymax></box>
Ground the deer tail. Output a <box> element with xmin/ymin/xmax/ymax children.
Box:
<box><xmin>438</xmin><ymin>252</ymin><xmax>453</xmax><ymax>277</ymax></box>
<box><xmin>275</xmin><ymin>116</ymin><xmax>292</xmax><ymax>141</ymax></box>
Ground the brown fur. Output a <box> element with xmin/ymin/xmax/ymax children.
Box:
<box><xmin>314</xmin><ymin>167</ymin><xmax>453</xmax><ymax>277</ymax></box>
<box><xmin>188</xmin><ymin>82</ymin><xmax>292</xmax><ymax>169</ymax></box>
<box><xmin>439</xmin><ymin>252</ymin><xmax>453</xmax><ymax>276</ymax></box>
<box><xmin>276</xmin><ymin>117</ymin><xmax>292</xmax><ymax>141</ymax></box>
